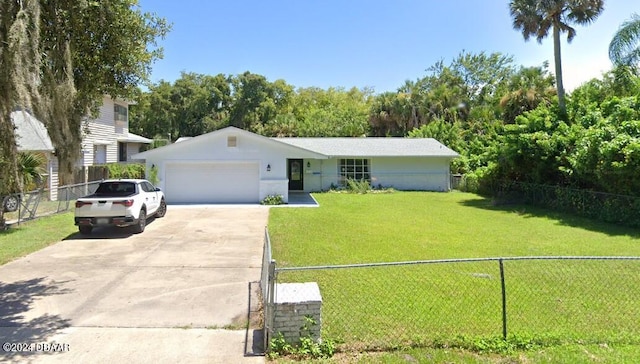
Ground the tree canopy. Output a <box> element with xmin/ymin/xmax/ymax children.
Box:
<box><xmin>0</xmin><ymin>0</ymin><xmax>169</xmax><ymax>193</ymax></box>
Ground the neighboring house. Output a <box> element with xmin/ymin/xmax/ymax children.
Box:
<box><xmin>13</xmin><ymin>96</ymin><xmax>152</xmax><ymax>200</ymax></box>
<box><xmin>13</xmin><ymin>110</ymin><xmax>58</xmax><ymax>199</ymax></box>
<box><xmin>132</xmin><ymin>126</ymin><xmax>459</xmax><ymax>204</ymax></box>
<box><xmin>80</xmin><ymin>95</ymin><xmax>152</xmax><ymax>167</ymax></box>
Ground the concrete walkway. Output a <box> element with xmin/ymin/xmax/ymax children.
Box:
<box><xmin>0</xmin><ymin>206</ymin><xmax>267</xmax><ymax>363</ymax></box>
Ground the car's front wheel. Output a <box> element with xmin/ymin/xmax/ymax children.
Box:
<box><xmin>155</xmin><ymin>198</ymin><xmax>167</xmax><ymax>218</ymax></box>
<box><xmin>78</xmin><ymin>225</ymin><xmax>93</xmax><ymax>235</ymax></box>
<box><xmin>134</xmin><ymin>208</ymin><xmax>146</xmax><ymax>234</ymax></box>
<box><xmin>3</xmin><ymin>195</ymin><xmax>19</xmax><ymax>212</ymax></box>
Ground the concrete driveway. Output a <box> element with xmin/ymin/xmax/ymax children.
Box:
<box><xmin>0</xmin><ymin>206</ymin><xmax>268</xmax><ymax>363</ymax></box>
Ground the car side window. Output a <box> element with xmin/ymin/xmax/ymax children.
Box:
<box><xmin>143</xmin><ymin>182</ymin><xmax>155</xmax><ymax>192</ymax></box>
<box><xmin>139</xmin><ymin>182</ymin><xmax>150</xmax><ymax>193</ymax></box>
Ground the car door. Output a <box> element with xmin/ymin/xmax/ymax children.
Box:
<box><xmin>140</xmin><ymin>182</ymin><xmax>158</xmax><ymax>213</ymax></box>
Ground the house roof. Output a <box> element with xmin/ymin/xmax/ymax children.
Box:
<box><xmin>274</xmin><ymin>137</ymin><xmax>459</xmax><ymax>158</ymax></box>
<box><xmin>118</xmin><ymin>132</ymin><xmax>152</xmax><ymax>144</ymax></box>
<box><xmin>132</xmin><ymin>126</ymin><xmax>327</xmax><ymax>160</ymax></box>
<box><xmin>12</xmin><ymin>111</ymin><xmax>54</xmax><ymax>152</ymax></box>
<box><xmin>132</xmin><ymin>126</ymin><xmax>459</xmax><ymax>159</ymax></box>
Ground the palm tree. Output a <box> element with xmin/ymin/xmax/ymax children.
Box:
<box><xmin>17</xmin><ymin>151</ymin><xmax>46</xmax><ymax>191</ymax></box>
<box><xmin>609</xmin><ymin>14</ymin><xmax>640</xmax><ymax>68</ymax></box>
<box><xmin>509</xmin><ymin>0</ymin><xmax>605</xmax><ymax>117</ymax></box>
<box><xmin>499</xmin><ymin>64</ymin><xmax>557</xmax><ymax>123</ymax></box>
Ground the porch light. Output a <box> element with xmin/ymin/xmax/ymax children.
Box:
<box><xmin>266</xmin><ymin>164</ymin><xmax>271</xmax><ymax>172</ymax></box>
<box><xmin>307</xmin><ymin>161</ymin><xmax>311</xmax><ymax>168</ymax></box>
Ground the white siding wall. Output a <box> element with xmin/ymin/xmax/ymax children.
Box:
<box><xmin>48</xmin><ymin>153</ymin><xmax>59</xmax><ymax>201</ymax></box>
<box><xmin>126</xmin><ymin>142</ymin><xmax>143</xmax><ymax>162</ymax></box>
<box><xmin>81</xmin><ymin>96</ymin><xmax>129</xmax><ymax>166</ymax></box>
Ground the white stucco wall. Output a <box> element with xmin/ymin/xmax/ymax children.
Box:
<box><xmin>300</xmin><ymin>157</ymin><xmax>452</xmax><ymax>192</ymax></box>
<box><xmin>139</xmin><ymin>128</ymin><xmax>324</xmax><ymax>203</ymax></box>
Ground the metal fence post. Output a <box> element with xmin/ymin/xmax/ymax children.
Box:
<box><xmin>499</xmin><ymin>258</ymin><xmax>507</xmax><ymax>340</ymax></box>
<box><xmin>265</xmin><ymin>259</ymin><xmax>277</xmax><ymax>352</ymax></box>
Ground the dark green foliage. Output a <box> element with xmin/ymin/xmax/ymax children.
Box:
<box><xmin>104</xmin><ymin>163</ymin><xmax>145</xmax><ymax>179</ymax></box>
<box><xmin>345</xmin><ymin>179</ymin><xmax>371</xmax><ymax>194</ymax></box>
<box><xmin>130</xmin><ymin>74</ymin><xmax>372</xmax><ymax>139</ymax></box>
<box><xmin>260</xmin><ymin>194</ymin><xmax>284</xmax><ymax>205</ymax></box>
<box><xmin>268</xmin><ymin>316</ymin><xmax>336</xmax><ymax>360</ymax></box>
<box><xmin>484</xmin><ymin>181</ymin><xmax>640</xmax><ymax>229</ymax></box>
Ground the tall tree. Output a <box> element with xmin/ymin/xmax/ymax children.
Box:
<box><xmin>509</xmin><ymin>0</ymin><xmax>604</xmax><ymax>117</ymax></box>
<box><xmin>36</xmin><ymin>0</ymin><xmax>169</xmax><ymax>184</ymax></box>
<box><xmin>609</xmin><ymin>13</ymin><xmax>640</xmax><ymax>68</ymax></box>
<box><xmin>0</xmin><ymin>0</ymin><xmax>42</xmax><ymax>200</ymax></box>
<box><xmin>1</xmin><ymin>1</ymin><xmax>169</xmax><ymax>189</ymax></box>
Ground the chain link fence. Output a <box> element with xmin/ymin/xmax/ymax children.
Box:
<box><xmin>1</xmin><ymin>181</ymin><xmax>101</xmax><ymax>227</ymax></box>
<box><xmin>466</xmin><ymin>180</ymin><xmax>640</xmax><ymax>229</ymax></box>
<box><xmin>269</xmin><ymin>257</ymin><xmax>640</xmax><ymax>351</ymax></box>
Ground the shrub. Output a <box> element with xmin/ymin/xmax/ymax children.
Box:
<box><xmin>268</xmin><ymin>316</ymin><xmax>336</xmax><ymax>360</ymax></box>
<box><xmin>346</xmin><ymin>179</ymin><xmax>371</xmax><ymax>194</ymax></box>
<box><xmin>261</xmin><ymin>194</ymin><xmax>285</xmax><ymax>205</ymax></box>
<box><xmin>105</xmin><ymin>163</ymin><xmax>145</xmax><ymax>179</ymax></box>
<box><xmin>148</xmin><ymin>164</ymin><xmax>159</xmax><ymax>185</ymax></box>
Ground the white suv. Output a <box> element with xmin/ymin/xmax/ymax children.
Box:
<box><xmin>74</xmin><ymin>179</ymin><xmax>166</xmax><ymax>235</ymax></box>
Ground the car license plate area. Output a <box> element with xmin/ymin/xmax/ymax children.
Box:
<box><xmin>96</xmin><ymin>218</ymin><xmax>109</xmax><ymax>225</ymax></box>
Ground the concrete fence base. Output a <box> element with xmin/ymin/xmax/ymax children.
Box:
<box><xmin>273</xmin><ymin>282</ymin><xmax>322</xmax><ymax>344</ymax></box>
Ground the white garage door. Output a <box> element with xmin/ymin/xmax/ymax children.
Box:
<box><xmin>164</xmin><ymin>162</ymin><xmax>259</xmax><ymax>204</ymax></box>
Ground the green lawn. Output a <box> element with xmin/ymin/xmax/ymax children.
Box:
<box><xmin>0</xmin><ymin>212</ymin><xmax>76</xmax><ymax>265</ymax></box>
<box><xmin>270</xmin><ymin>192</ymin><xmax>640</xmax><ymax>266</ymax></box>
<box><xmin>269</xmin><ymin>191</ymin><xmax>640</xmax><ymax>362</ymax></box>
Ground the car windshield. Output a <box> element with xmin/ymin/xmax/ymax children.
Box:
<box><xmin>95</xmin><ymin>182</ymin><xmax>136</xmax><ymax>196</ymax></box>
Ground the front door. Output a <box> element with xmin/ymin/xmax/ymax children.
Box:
<box><xmin>288</xmin><ymin>159</ymin><xmax>304</xmax><ymax>191</ymax></box>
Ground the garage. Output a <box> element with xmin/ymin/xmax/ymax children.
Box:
<box><xmin>164</xmin><ymin>161</ymin><xmax>259</xmax><ymax>204</ymax></box>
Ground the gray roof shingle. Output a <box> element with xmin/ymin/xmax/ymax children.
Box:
<box><xmin>273</xmin><ymin>137</ymin><xmax>459</xmax><ymax>158</ymax></box>
<box><xmin>13</xmin><ymin>111</ymin><xmax>54</xmax><ymax>152</ymax></box>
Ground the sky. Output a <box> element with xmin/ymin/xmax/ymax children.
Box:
<box><xmin>138</xmin><ymin>0</ymin><xmax>640</xmax><ymax>94</ymax></box>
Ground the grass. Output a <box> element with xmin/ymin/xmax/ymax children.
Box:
<box><xmin>270</xmin><ymin>192</ymin><xmax>640</xmax><ymax>266</ymax></box>
<box><xmin>268</xmin><ymin>191</ymin><xmax>640</xmax><ymax>362</ymax></box>
<box><xmin>0</xmin><ymin>211</ymin><xmax>76</xmax><ymax>265</ymax></box>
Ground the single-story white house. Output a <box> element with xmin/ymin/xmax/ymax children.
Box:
<box><xmin>132</xmin><ymin>126</ymin><xmax>459</xmax><ymax>204</ymax></box>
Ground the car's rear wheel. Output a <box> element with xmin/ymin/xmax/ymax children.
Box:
<box><xmin>78</xmin><ymin>225</ymin><xmax>92</xmax><ymax>235</ymax></box>
<box><xmin>134</xmin><ymin>208</ymin><xmax>146</xmax><ymax>234</ymax></box>
<box><xmin>155</xmin><ymin>198</ymin><xmax>167</xmax><ymax>218</ymax></box>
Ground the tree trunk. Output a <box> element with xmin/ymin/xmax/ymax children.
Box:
<box><xmin>553</xmin><ymin>24</ymin><xmax>567</xmax><ymax>118</ymax></box>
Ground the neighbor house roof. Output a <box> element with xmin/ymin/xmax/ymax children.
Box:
<box><xmin>118</xmin><ymin>132</ymin><xmax>152</xmax><ymax>144</ymax></box>
<box><xmin>274</xmin><ymin>137</ymin><xmax>459</xmax><ymax>158</ymax></box>
<box><xmin>12</xmin><ymin>110</ymin><xmax>54</xmax><ymax>152</ymax></box>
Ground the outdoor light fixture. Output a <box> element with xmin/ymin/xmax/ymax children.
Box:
<box><xmin>307</xmin><ymin>161</ymin><xmax>311</xmax><ymax>168</ymax></box>
<box><xmin>267</xmin><ymin>164</ymin><xmax>271</xmax><ymax>172</ymax></box>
